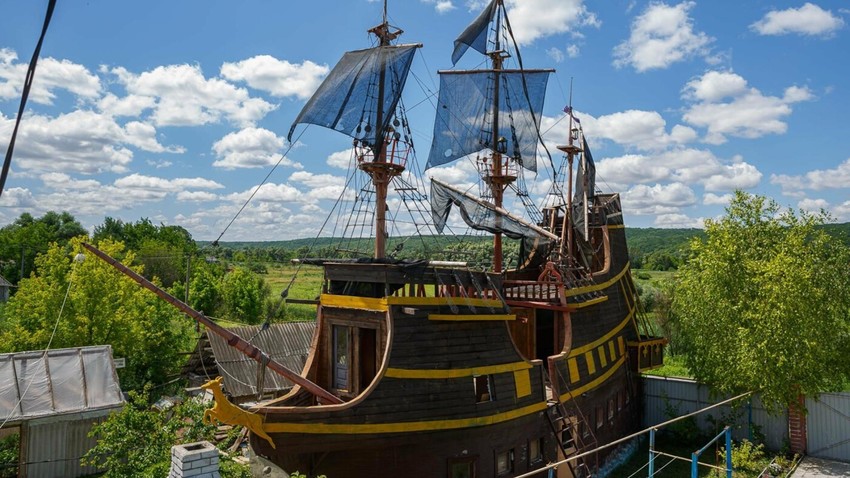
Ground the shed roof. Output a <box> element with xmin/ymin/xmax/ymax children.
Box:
<box><xmin>0</xmin><ymin>345</ymin><xmax>124</xmax><ymax>422</ymax></box>
<box><xmin>207</xmin><ymin>322</ymin><xmax>316</xmax><ymax>399</ymax></box>
<box><xmin>0</xmin><ymin>275</ymin><xmax>11</xmax><ymax>287</ymax></box>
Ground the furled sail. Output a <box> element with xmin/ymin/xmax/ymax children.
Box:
<box><xmin>287</xmin><ymin>44</ymin><xmax>418</xmax><ymax>148</ymax></box>
<box><xmin>450</xmin><ymin>0</ymin><xmax>499</xmax><ymax>65</ymax></box>
<box><xmin>572</xmin><ymin>136</ymin><xmax>597</xmax><ymax>241</ymax></box>
<box><xmin>426</xmin><ymin>70</ymin><xmax>550</xmax><ymax>171</ymax></box>
<box><xmin>430</xmin><ymin>178</ymin><xmax>557</xmax><ymax>267</ymax></box>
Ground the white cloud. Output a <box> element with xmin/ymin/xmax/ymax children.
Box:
<box><xmin>421</xmin><ymin>0</ymin><xmax>456</xmax><ymax>14</ymax></box>
<box><xmin>580</xmin><ymin>109</ymin><xmax>696</xmax><ymax>151</ymax></box>
<box><xmin>0</xmin><ymin>49</ymin><xmax>101</xmax><ymax>104</ymax></box>
<box><xmin>0</xmin><ymin>187</ymin><xmax>36</xmax><ymax>208</ymax></box>
<box><xmin>289</xmin><ymin>171</ymin><xmax>347</xmax><ymax>201</ymax></box>
<box><xmin>113</xmin><ymin>173</ymin><xmax>223</xmax><ymax>192</ymax></box>
<box><xmin>505</xmin><ymin>0</ymin><xmax>600</xmax><ymax>46</ymax></box>
<box><xmin>682</xmin><ymin>71</ymin><xmax>813</xmax><ymax>144</ymax></box>
<box><xmin>566</xmin><ymin>44</ymin><xmax>580</xmax><ymax>58</ymax></box>
<box><xmin>220</xmin><ymin>55</ymin><xmax>329</xmax><ymax>100</ymax></box>
<box><xmin>97</xmin><ymin>93</ymin><xmax>156</xmax><ymax>118</ymax></box>
<box><xmin>224</xmin><ymin>183</ymin><xmax>303</xmax><ymax>203</ymax></box>
<box><xmin>547</xmin><ymin>48</ymin><xmax>565</xmax><ymax>63</ymax></box>
<box><xmin>654</xmin><ymin>213</ymin><xmax>704</xmax><ymax>228</ymax></box>
<box><xmin>211</xmin><ymin>127</ymin><xmax>301</xmax><ymax>170</ymax></box>
<box><xmin>623</xmin><ymin>182</ymin><xmax>697</xmax><ymax>215</ymax></box>
<box><xmin>797</xmin><ymin>197</ymin><xmax>829</xmax><ymax>212</ymax></box>
<box><xmin>177</xmin><ymin>191</ymin><xmax>219</xmax><ymax>202</ymax></box>
<box><xmin>326</xmin><ymin>149</ymin><xmax>355</xmax><ymax>169</ymax></box>
<box><xmin>703</xmin><ymin>193</ymin><xmax>732</xmax><ymax>205</ymax></box>
<box><xmin>0</xmin><ymin>111</ymin><xmax>133</xmax><ymax>174</ymax></box>
<box><xmin>123</xmin><ymin>121</ymin><xmax>185</xmax><ymax>153</ymax></box>
<box><xmin>770</xmin><ymin>158</ymin><xmax>850</xmax><ymax>194</ymax></box>
<box><xmin>833</xmin><ymin>201</ymin><xmax>850</xmax><ymax>222</ymax></box>
<box><xmin>146</xmin><ymin>159</ymin><xmax>173</xmax><ymax>169</ymax></box>
<box><xmin>108</xmin><ymin>64</ymin><xmax>276</xmax><ymax>127</ymax></box>
<box><xmin>613</xmin><ymin>1</ymin><xmax>713</xmax><ymax>72</ymax></box>
<box><xmin>751</xmin><ymin>3</ymin><xmax>844</xmax><ymax>37</ymax></box>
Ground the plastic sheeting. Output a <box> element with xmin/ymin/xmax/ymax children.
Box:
<box><xmin>426</xmin><ymin>70</ymin><xmax>550</xmax><ymax>172</ymax></box>
<box><xmin>0</xmin><ymin>345</ymin><xmax>123</xmax><ymax>421</ymax></box>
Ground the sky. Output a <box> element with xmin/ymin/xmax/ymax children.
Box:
<box><xmin>1</xmin><ymin>0</ymin><xmax>848</xmax><ymax>241</ymax></box>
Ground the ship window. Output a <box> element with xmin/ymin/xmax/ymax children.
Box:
<box><xmin>529</xmin><ymin>438</ymin><xmax>543</xmax><ymax>464</ymax></box>
<box><xmin>608</xmin><ymin>398</ymin><xmax>615</xmax><ymax>420</ymax></box>
<box><xmin>618</xmin><ymin>390</ymin><xmax>624</xmax><ymax>411</ymax></box>
<box><xmin>448</xmin><ymin>456</ymin><xmax>477</xmax><ymax>478</ymax></box>
<box><xmin>496</xmin><ymin>449</ymin><xmax>514</xmax><ymax>475</ymax></box>
<box><xmin>625</xmin><ymin>388</ymin><xmax>631</xmax><ymax>405</ymax></box>
<box><xmin>332</xmin><ymin>325</ymin><xmax>350</xmax><ymax>391</ymax></box>
<box><xmin>596</xmin><ymin>407</ymin><xmax>604</xmax><ymax>429</ymax></box>
<box><xmin>474</xmin><ymin>375</ymin><xmax>494</xmax><ymax>403</ymax></box>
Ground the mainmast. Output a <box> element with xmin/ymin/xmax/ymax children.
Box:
<box><xmin>486</xmin><ymin>2</ymin><xmax>514</xmax><ymax>273</ymax></box>
<box><xmin>558</xmin><ymin>83</ymin><xmax>582</xmax><ymax>262</ymax></box>
<box><xmin>363</xmin><ymin>5</ymin><xmax>404</xmax><ymax>259</ymax></box>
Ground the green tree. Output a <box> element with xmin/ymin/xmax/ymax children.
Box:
<box><xmin>0</xmin><ymin>238</ymin><xmax>193</xmax><ymax>389</ymax></box>
<box><xmin>220</xmin><ymin>267</ymin><xmax>269</xmax><ymax>324</ymax></box>
<box><xmin>673</xmin><ymin>192</ymin><xmax>850</xmax><ymax>409</ymax></box>
<box><xmin>0</xmin><ymin>211</ymin><xmax>87</xmax><ymax>284</ymax></box>
<box><xmin>83</xmin><ymin>389</ymin><xmax>250</xmax><ymax>478</ymax></box>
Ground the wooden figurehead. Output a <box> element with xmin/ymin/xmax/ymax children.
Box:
<box><xmin>201</xmin><ymin>376</ymin><xmax>276</xmax><ymax>449</ymax></box>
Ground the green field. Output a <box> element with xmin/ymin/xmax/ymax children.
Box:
<box><xmin>262</xmin><ymin>263</ymin><xmax>324</xmax><ymax>322</ymax></box>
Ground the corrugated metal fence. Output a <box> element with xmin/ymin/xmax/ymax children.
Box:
<box><xmin>641</xmin><ymin>376</ymin><xmax>788</xmax><ymax>451</ymax></box>
<box><xmin>806</xmin><ymin>393</ymin><xmax>850</xmax><ymax>461</ymax></box>
<box><xmin>642</xmin><ymin>376</ymin><xmax>850</xmax><ymax>462</ymax></box>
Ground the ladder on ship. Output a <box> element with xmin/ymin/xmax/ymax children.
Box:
<box><xmin>543</xmin><ymin>366</ymin><xmax>598</xmax><ymax>478</ymax></box>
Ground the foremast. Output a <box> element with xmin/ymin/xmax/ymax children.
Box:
<box><xmin>288</xmin><ymin>0</ymin><xmax>420</xmax><ymax>259</ymax></box>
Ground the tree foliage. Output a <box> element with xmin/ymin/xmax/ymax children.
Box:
<box><xmin>220</xmin><ymin>266</ymin><xmax>270</xmax><ymax>324</ymax></box>
<box><xmin>673</xmin><ymin>192</ymin><xmax>850</xmax><ymax>409</ymax></box>
<box><xmin>0</xmin><ymin>237</ymin><xmax>193</xmax><ymax>389</ymax></box>
<box><xmin>83</xmin><ymin>389</ymin><xmax>250</xmax><ymax>478</ymax></box>
<box><xmin>0</xmin><ymin>211</ymin><xmax>87</xmax><ymax>284</ymax></box>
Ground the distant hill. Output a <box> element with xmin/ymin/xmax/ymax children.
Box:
<box><xmin>201</xmin><ymin>223</ymin><xmax>850</xmax><ymax>271</ymax></box>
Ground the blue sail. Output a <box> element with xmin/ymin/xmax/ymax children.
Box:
<box><xmin>288</xmin><ymin>44</ymin><xmax>418</xmax><ymax>147</ymax></box>
<box><xmin>426</xmin><ymin>70</ymin><xmax>550</xmax><ymax>172</ymax></box>
<box><xmin>451</xmin><ymin>0</ymin><xmax>499</xmax><ymax>65</ymax></box>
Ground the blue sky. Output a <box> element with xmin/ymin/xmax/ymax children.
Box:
<box><xmin>1</xmin><ymin>0</ymin><xmax>848</xmax><ymax>241</ymax></box>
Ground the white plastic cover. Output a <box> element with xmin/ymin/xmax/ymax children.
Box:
<box><xmin>0</xmin><ymin>345</ymin><xmax>123</xmax><ymax>421</ymax></box>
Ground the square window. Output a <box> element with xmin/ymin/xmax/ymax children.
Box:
<box><xmin>448</xmin><ymin>457</ymin><xmax>476</xmax><ymax>478</ymax></box>
<box><xmin>596</xmin><ymin>407</ymin><xmax>604</xmax><ymax>429</ymax></box>
<box><xmin>474</xmin><ymin>375</ymin><xmax>494</xmax><ymax>403</ymax></box>
<box><xmin>608</xmin><ymin>398</ymin><xmax>615</xmax><ymax>420</ymax></box>
<box><xmin>496</xmin><ymin>450</ymin><xmax>514</xmax><ymax>475</ymax></box>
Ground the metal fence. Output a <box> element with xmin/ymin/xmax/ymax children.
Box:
<box><xmin>641</xmin><ymin>376</ymin><xmax>789</xmax><ymax>451</ymax></box>
<box><xmin>806</xmin><ymin>393</ymin><xmax>850</xmax><ymax>461</ymax></box>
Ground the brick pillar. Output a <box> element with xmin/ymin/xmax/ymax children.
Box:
<box><xmin>788</xmin><ymin>395</ymin><xmax>807</xmax><ymax>455</ymax></box>
<box><xmin>169</xmin><ymin>441</ymin><xmax>221</xmax><ymax>478</ymax></box>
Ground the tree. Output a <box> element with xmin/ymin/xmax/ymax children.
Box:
<box><xmin>673</xmin><ymin>192</ymin><xmax>850</xmax><ymax>409</ymax></box>
<box><xmin>0</xmin><ymin>211</ymin><xmax>87</xmax><ymax>284</ymax></box>
<box><xmin>0</xmin><ymin>237</ymin><xmax>193</xmax><ymax>389</ymax></box>
<box><xmin>220</xmin><ymin>267</ymin><xmax>269</xmax><ymax>324</ymax></box>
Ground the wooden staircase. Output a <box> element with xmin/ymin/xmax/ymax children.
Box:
<box><xmin>544</xmin><ymin>367</ymin><xmax>598</xmax><ymax>478</ymax></box>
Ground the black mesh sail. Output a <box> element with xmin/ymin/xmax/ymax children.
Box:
<box><xmin>288</xmin><ymin>45</ymin><xmax>418</xmax><ymax>147</ymax></box>
<box><xmin>426</xmin><ymin>70</ymin><xmax>550</xmax><ymax>172</ymax></box>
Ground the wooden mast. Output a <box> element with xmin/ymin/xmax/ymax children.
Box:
<box><xmin>558</xmin><ymin>80</ymin><xmax>581</xmax><ymax>263</ymax></box>
<box><xmin>363</xmin><ymin>0</ymin><xmax>404</xmax><ymax>260</ymax></box>
<box><xmin>486</xmin><ymin>0</ymin><xmax>515</xmax><ymax>273</ymax></box>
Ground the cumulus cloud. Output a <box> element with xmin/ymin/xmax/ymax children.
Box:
<box><xmin>107</xmin><ymin>64</ymin><xmax>276</xmax><ymax>127</ymax></box>
<box><xmin>113</xmin><ymin>173</ymin><xmax>223</xmax><ymax>192</ymax></box>
<box><xmin>596</xmin><ymin>149</ymin><xmax>761</xmax><ymax>192</ymax></box>
<box><xmin>212</xmin><ymin>127</ymin><xmax>301</xmax><ymax>170</ymax></box>
<box><xmin>581</xmin><ymin>109</ymin><xmax>697</xmax><ymax>151</ymax></box>
<box><xmin>703</xmin><ymin>193</ymin><xmax>733</xmax><ymax>205</ymax></box>
<box><xmin>289</xmin><ymin>171</ymin><xmax>347</xmax><ymax>201</ymax></box>
<box><xmin>613</xmin><ymin>1</ymin><xmax>713</xmax><ymax>72</ymax></box>
<box><xmin>505</xmin><ymin>0</ymin><xmax>600</xmax><ymax>46</ymax></box>
<box><xmin>770</xmin><ymin>158</ymin><xmax>850</xmax><ymax>194</ymax></box>
<box><xmin>0</xmin><ymin>49</ymin><xmax>101</xmax><ymax>104</ymax></box>
<box><xmin>623</xmin><ymin>182</ymin><xmax>697</xmax><ymax>215</ymax></box>
<box><xmin>422</xmin><ymin>0</ymin><xmax>456</xmax><ymax>14</ymax></box>
<box><xmin>326</xmin><ymin>149</ymin><xmax>355</xmax><ymax>169</ymax></box>
<box><xmin>220</xmin><ymin>55</ymin><xmax>329</xmax><ymax>100</ymax></box>
<box><xmin>654</xmin><ymin>213</ymin><xmax>704</xmax><ymax>228</ymax></box>
<box><xmin>797</xmin><ymin>197</ymin><xmax>829</xmax><ymax>213</ymax></box>
<box><xmin>682</xmin><ymin>70</ymin><xmax>813</xmax><ymax>144</ymax></box>
<box><xmin>751</xmin><ymin>3</ymin><xmax>844</xmax><ymax>37</ymax></box>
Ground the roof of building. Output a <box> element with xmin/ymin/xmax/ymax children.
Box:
<box><xmin>0</xmin><ymin>275</ymin><xmax>12</xmax><ymax>287</ymax></box>
<box><xmin>206</xmin><ymin>322</ymin><xmax>316</xmax><ymax>399</ymax></box>
<box><xmin>0</xmin><ymin>345</ymin><xmax>124</xmax><ymax>422</ymax></box>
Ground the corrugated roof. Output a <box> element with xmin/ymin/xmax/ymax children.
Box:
<box><xmin>206</xmin><ymin>322</ymin><xmax>316</xmax><ymax>399</ymax></box>
<box><xmin>0</xmin><ymin>345</ymin><xmax>124</xmax><ymax>422</ymax></box>
<box><xmin>0</xmin><ymin>275</ymin><xmax>11</xmax><ymax>287</ymax></box>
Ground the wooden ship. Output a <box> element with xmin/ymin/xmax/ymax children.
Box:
<box><xmin>87</xmin><ymin>1</ymin><xmax>666</xmax><ymax>476</ymax></box>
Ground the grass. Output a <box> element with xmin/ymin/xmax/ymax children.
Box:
<box><xmin>261</xmin><ymin>263</ymin><xmax>324</xmax><ymax>322</ymax></box>
<box><xmin>643</xmin><ymin>354</ymin><xmax>693</xmax><ymax>379</ymax></box>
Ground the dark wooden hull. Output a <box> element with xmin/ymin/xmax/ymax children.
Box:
<box><xmin>248</xmin><ymin>196</ymin><xmax>644</xmax><ymax>477</ymax></box>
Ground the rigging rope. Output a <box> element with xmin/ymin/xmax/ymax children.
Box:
<box><xmin>0</xmin><ymin>0</ymin><xmax>58</xmax><ymax>198</ymax></box>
